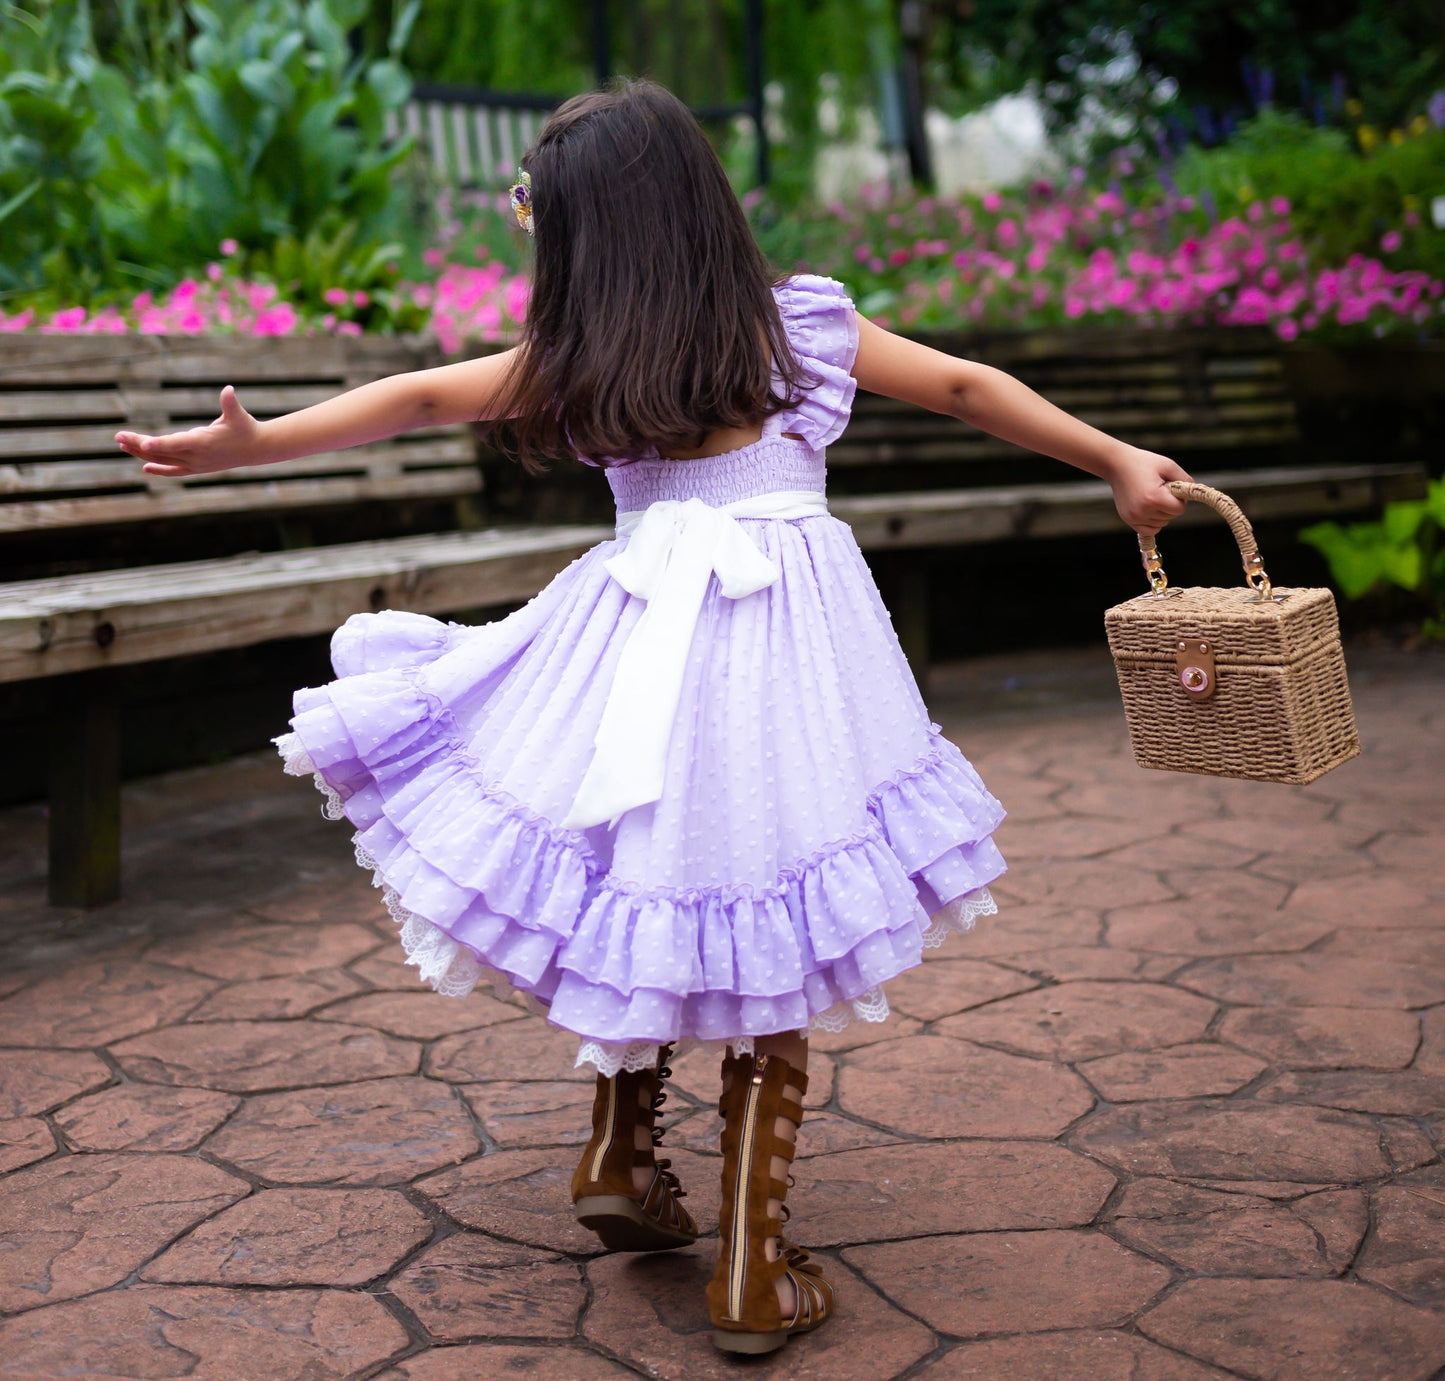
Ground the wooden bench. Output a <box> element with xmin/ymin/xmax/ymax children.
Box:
<box><xmin>0</xmin><ymin>335</ymin><xmax>594</xmax><ymax>907</ymax></box>
<box><xmin>3</xmin><ymin>330</ymin><xmax>1426</xmax><ymax>908</ymax></box>
<box><xmin>827</xmin><ymin>326</ymin><xmax>1428</xmax><ymax>671</ymax></box>
<box><xmin>0</xmin><ymin>335</ymin><xmax>481</xmax><ymax>534</ymax></box>
<box><xmin>829</xmin><ymin>325</ymin><xmax>1304</xmax><ymax>488</ymax></box>
<box><xmin>472</xmin><ymin>324</ymin><xmax>1428</xmax><ymax>670</ymax></box>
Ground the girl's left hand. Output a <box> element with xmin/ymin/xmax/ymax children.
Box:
<box><xmin>1108</xmin><ymin>446</ymin><xmax>1194</xmax><ymax>537</ymax></box>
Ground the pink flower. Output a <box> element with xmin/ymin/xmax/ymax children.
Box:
<box><xmin>1269</xmin><ymin>197</ymin><xmax>1291</xmax><ymax>217</ymax></box>
<box><xmin>1381</xmin><ymin>230</ymin><xmax>1403</xmax><ymax>253</ymax></box>
<box><xmin>422</xmin><ymin>247</ymin><xmax>445</xmax><ymax>269</ymax></box>
<box><xmin>252</xmin><ymin>304</ymin><xmax>298</xmax><ymax>336</ymax></box>
<box><xmin>219</xmin><ymin>238</ymin><xmax>239</xmax><ymax>257</ymax></box>
<box><xmin>981</xmin><ymin>191</ymin><xmax>1002</xmax><ymax>213</ymax></box>
<box><xmin>1275</xmin><ymin>318</ymin><xmax>1299</xmax><ymax>341</ymax></box>
<box><xmin>47</xmin><ymin>307</ymin><xmax>88</xmax><ymax>331</ymax></box>
<box><xmin>352</xmin><ymin>290</ymin><xmax>369</xmax><ymax>307</ymax></box>
<box><xmin>322</xmin><ymin>288</ymin><xmax>350</xmax><ymax>307</ymax></box>
<box><xmin>503</xmin><ymin>276</ymin><xmax>531</xmax><ymax>323</ymax></box>
<box><xmin>336</xmin><ymin>321</ymin><xmax>363</xmax><ymax>337</ymax></box>
<box><xmin>888</xmin><ymin>248</ymin><xmax>912</xmax><ymax>268</ymax></box>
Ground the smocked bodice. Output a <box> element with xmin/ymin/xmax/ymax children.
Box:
<box><xmin>580</xmin><ymin>273</ymin><xmax>859</xmax><ymax>516</ymax></box>
<box><xmin>606</xmin><ymin>436</ymin><xmax>827</xmax><ymax>511</ymax></box>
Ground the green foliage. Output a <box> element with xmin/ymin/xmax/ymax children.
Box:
<box><xmin>929</xmin><ymin>0</ymin><xmax>1445</xmax><ymax>135</ymax></box>
<box><xmin>1299</xmin><ymin>478</ymin><xmax>1445</xmax><ymax>641</ymax></box>
<box><xmin>1168</xmin><ymin>109</ymin><xmax>1445</xmax><ymax>279</ymax></box>
<box><xmin>0</xmin><ymin>1</ymin><xmax>113</xmax><ymax>300</ymax></box>
<box><xmin>359</xmin><ymin>0</ymin><xmax>879</xmax><ymax>199</ymax></box>
<box><xmin>0</xmin><ymin>0</ymin><xmax>423</xmax><ymax>304</ymax></box>
<box><xmin>235</xmin><ymin>214</ymin><xmax>427</xmax><ymax>332</ymax></box>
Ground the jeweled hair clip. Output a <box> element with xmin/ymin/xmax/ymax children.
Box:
<box><xmin>509</xmin><ymin>168</ymin><xmax>533</xmax><ymax>236</ymax></box>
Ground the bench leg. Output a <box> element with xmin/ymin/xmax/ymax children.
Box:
<box><xmin>48</xmin><ymin>676</ymin><xmax>121</xmax><ymax>908</ymax></box>
<box><xmin>879</xmin><ymin>557</ymin><xmax>931</xmax><ymax>692</ymax></box>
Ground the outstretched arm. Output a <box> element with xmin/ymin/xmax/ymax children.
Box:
<box><xmin>850</xmin><ymin>316</ymin><xmax>1192</xmax><ymax>536</ymax></box>
<box><xmin>116</xmin><ymin>347</ymin><xmax>522</xmax><ymax>477</ymax></box>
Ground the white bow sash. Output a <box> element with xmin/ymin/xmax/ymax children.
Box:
<box><xmin>561</xmin><ymin>490</ymin><xmax>830</xmax><ymax>830</ymax></box>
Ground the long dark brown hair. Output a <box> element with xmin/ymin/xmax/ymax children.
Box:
<box><xmin>487</xmin><ymin>79</ymin><xmax>811</xmax><ymax>468</ymax></box>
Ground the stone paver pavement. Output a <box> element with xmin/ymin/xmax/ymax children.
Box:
<box><xmin>0</xmin><ymin>642</ymin><xmax>1442</xmax><ymax>1380</ymax></box>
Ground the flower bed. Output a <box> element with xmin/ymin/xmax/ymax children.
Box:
<box><xmin>2</xmin><ymin>180</ymin><xmax>1440</xmax><ymax>348</ymax></box>
<box><xmin>761</xmin><ymin>179</ymin><xmax>1443</xmax><ymax>342</ymax></box>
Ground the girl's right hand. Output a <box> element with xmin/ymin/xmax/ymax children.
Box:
<box><xmin>1107</xmin><ymin>444</ymin><xmax>1193</xmax><ymax>538</ymax></box>
<box><xmin>116</xmin><ymin>386</ymin><xmax>265</xmax><ymax>476</ymax></box>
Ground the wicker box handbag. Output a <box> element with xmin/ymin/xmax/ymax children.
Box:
<box><xmin>1104</xmin><ymin>480</ymin><xmax>1361</xmax><ymax>785</ymax></box>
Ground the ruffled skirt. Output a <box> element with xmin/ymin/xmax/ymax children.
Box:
<box><xmin>276</xmin><ymin>514</ymin><xmax>1007</xmax><ymax>1074</ymax></box>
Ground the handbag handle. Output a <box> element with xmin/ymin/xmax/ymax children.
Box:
<box><xmin>1137</xmin><ymin>481</ymin><xmax>1277</xmax><ymax>602</ymax></box>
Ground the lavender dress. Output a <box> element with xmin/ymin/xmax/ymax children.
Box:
<box><xmin>276</xmin><ymin>275</ymin><xmax>1008</xmax><ymax>1075</ymax></box>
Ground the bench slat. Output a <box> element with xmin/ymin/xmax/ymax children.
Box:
<box><xmin>829</xmin><ymin>423</ymin><xmax>1302</xmax><ymax>467</ymax></box>
<box><xmin>831</xmin><ymin>463</ymin><xmax>1426</xmax><ymax>550</ymax></box>
<box><xmin>0</xmin><ymin>467</ymin><xmax>481</xmax><ymax>532</ymax></box>
<box><xmin>0</xmin><ymin>437</ymin><xmax>476</xmax><ymax>495</ymax></box>
<box><xmin>0</xmin><ymin>390</ymin><xmax>128</xmax><ymax>421</ymax></box>
<box><xmin>840</xmin><ymin>399</ymin><xmax>1296</xmax><ymax>440</ymax></box>
<box><xmin>0</xmin><ymin>526</ymin><xmax>607</xmax><ymax>681</ymax></box>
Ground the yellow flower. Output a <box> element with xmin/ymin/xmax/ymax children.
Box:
<box><xmin>1237</xmin><ymin>186</ymin><xmax>1255</xmax><ymax>203</ymax></box>
<box><xmin>1410</xmin><ymin>115</ymin><xmax>1429</xmax><ymax>137</ymax></box>
<box><xmin>1404</xmin><ymin>194</ymin><xmax>1420</xmax><ymax>211</ymax></box>
<box><xmin>1389</xmin><ymin>129</ymin><xmax>1405</xmax><ymax>146</ymax></box>
<box><xmin>1344</xmin><ymin>98</ymin><xmax>1363</xmax><ymax>117</ymax></box>
<box><xmin>1357</xmin><ymin>126</ymin><xmax>1377</xmax><ymax>151</ymax></box>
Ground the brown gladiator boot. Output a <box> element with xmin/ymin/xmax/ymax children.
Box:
<box><xmin>571</xmin><ymin>1044</ymin><xmax>697</xmax><ymax>1252</ymax></box>
<box><xmin>707</xmin><ymin>1050</ymin><xmax>834</xmax><ymax>1354</ymax></box>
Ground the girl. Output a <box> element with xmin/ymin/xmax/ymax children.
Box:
<box><xmin>115</xmin><ymin>80</ymin><xmax>1190</xmax><ymax>1356</ymax></box>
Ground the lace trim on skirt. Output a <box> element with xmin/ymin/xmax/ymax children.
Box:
<box><xmin>277</xmin><ymin>730</ymin><xmax>999</xmax><ymax>1076</ymax></box>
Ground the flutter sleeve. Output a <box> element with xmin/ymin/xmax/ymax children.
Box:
<box><xmin>768</xmin><ymin>273</ymin><xmax>860</xmax><ymax>450</ymax></box>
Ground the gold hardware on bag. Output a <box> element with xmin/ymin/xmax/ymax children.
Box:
<box><xmin>1174</xmin><ymin>638</ymin><xmax>1216</xmax><ymax>700</ymax></box>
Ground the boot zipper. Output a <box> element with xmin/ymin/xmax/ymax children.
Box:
<box><xmin>589</xmin><ymin>1076</ymin><xmax>617</xmax><ymax>1183</ymax></box>
<box><xmin>728</xmin><ymin>1054</ymin><xmax>768</xmax><ymax>1320</ymax></box>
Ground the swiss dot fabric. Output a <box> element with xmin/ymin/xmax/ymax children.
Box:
<box><xmin>277</xmin><ymin>273</ymin><xmax>1009</xmax><ymax>1072</ymax></box>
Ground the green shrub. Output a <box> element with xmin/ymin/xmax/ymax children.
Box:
<box><xmin>1299</xmin><ymin>478</ymin><xmax>1445</xmax><ymax>642</ymax></box>
<box><xmin>0</xmin><ymin>0</ymin><xmax>423</xmax><ymax>305</ymax></box>
<box><xmin>1170</xmin><ymin>108</ymin><xmax>1445</xmax><ymax>280</ymax></box>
